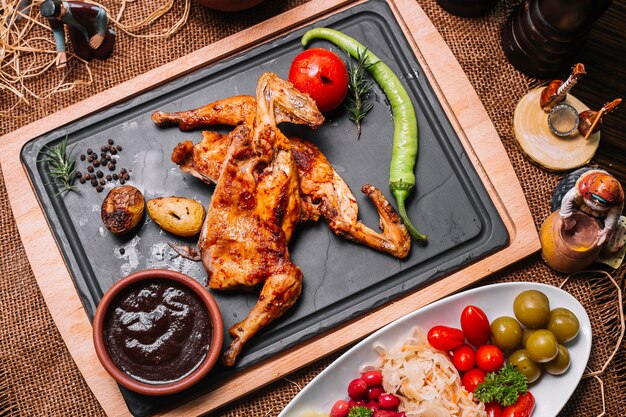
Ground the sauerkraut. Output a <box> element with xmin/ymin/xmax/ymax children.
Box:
<box><xmin>372</xmin><ymin>328</ymin><xmax>486</xmax><ymax>417</ymax></box>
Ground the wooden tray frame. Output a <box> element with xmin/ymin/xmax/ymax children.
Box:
<box><xmin>0</xmin><ymin>0</ymin><xmax>540</xmax><ymax>415</ymax></box>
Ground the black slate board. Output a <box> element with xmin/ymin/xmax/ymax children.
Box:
<box><xmin>21</xmin><ymin>1</ymin><xmax>509</xmax><ymax>415</ymax></box>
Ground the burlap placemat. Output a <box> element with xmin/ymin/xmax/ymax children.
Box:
<box><xmin>1</xmin><ymin>0</ymin><xmax>624</xmax><ymax>416</ymax></box>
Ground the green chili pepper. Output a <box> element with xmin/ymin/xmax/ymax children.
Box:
<box><xmin>301</xmin><ymin>28</ymin><xmax>427</xmax><ymax>243</ymax></box>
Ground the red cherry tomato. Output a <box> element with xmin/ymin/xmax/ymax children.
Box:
<box><xmin>362</xmin><ymin>370</ymin><xmax>384</xmax><ymax>387</ymax></box>
<box><xmin>378</xmin><ymin>393</ymin><xmax>400</xmax><ymax>410</ymax></box>
<box><xmin>367</xmin><ymin>386</ymin><xmax>385</xmax><ymax>401</ymax></box>
<box><xmin>427</xmin><ymin>326</ymin><xmax>466</xmax><ymax>351</ymax></box>
<box><xmin>330</xmin><ymin>399</ymin><xmax>350</xmax><ymax>417</ymax></box>
<box><xmin>366</xmin><ymin>401</ymin><xmax>381</xmax><ymax>412</ymax></box>
<box><xmin>485</xmin><ymin>402</ymin><xmax>504</xmax><ymax>417</ymax></box>
<box><xmin>476</xmin><ymin>345</ymin><xmax>505</xmax><ymax>373</ymax></box>
<box><xmin>452</xmin><ymin>344</ymin><xmax>476</xmax><ymax>372</ymax></box>
<box><xmin>348</xmin><ymin>378</ymin><xmax>368</xmax><ymax>400</ymax></box>
<box><xmin>397</xmin><ymin>413</ymin><xmax>407</xmax><ymax>417</ymax></box>
<box><xmin>461</xmin><ymin>305</ymin><xmax>491</xmax><ymax>346</ymax></box>
<box><xmin>461</xmin><ymin>368</ymin><xmax>486</xmax><ymax>393</ymax></box>
<box><xmin>502</xmin><ymin>392</ymin><xmax>535</xmax><ymax>417</ymax></box>
<box><xmin>288</xmin><ymin>48</ymin><xmax>348</xmax><ymax>112</ymax></box>
<box><xmin>348</xmin><ymin>399</ymin><xmax>365</xmax><ymax>409</ymax></box>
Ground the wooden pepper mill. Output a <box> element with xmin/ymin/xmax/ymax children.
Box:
<box><xmin>540</xmin><ymin>63</ymin><xmax>586</xmax><ymax>112</ymax></box>
<box><xmin>578</xmin><ymin>98</ymin><xmax>622</xmax><ymax>138</ymax></box>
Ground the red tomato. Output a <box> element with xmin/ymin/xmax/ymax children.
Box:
<box><xmin>330</xmin><ymin>399</ymin><xmax>350</xmax><ymax>417</ymax></box>
<box><xmin>476</xmin><ymin>345</ymin><xmax>505</xmax><ymax>373</ymax></box>
<box><xmin>461</xmin><ymin>305</ymin><xmax>491</xmax><ymax>346</ymax></box>
<box><xmin>427</xmin><ymin>326</ymin><xmax>466</xmax><ymax>351</ymax></box>
<box><xmin>452</xmin><ymin>344</ymin><xmax>476</xmax><ymax>372</ymax></box>
<box><xmin>461</xmin><ymin>368</ymin><xmax>486</xmax><ymax>393</ymax></box>
<box><xmin>502</xmin><ymin>392</ymin><xmax>535</xmax><ymax>417</ymax></box>
<box><xmin>362</xmin><ymin>370</ymin><xmax>384</xmax><ymax>387</ymax></box>
<box><xmin>397</xmin><ymin>413</ymin><xmax>407</xmax><ymax>417</ymax></box>
<box><xmin>348</xmin><ymin>378</ymin><xmax>368</xmax><ymax>399</ymax></box>
<box><xmin>378</xmin><ymin>393</ymin><xmax>401</xmax><ymax>410</ymax></box>
<box><xmin>373</xmin><ymin>411</ymin><xmax>398</xmax><ymax>417</ymax></box>
<box><xmin>367</xmin><ymin>386</ymin><xmax>385</xmax><ymax>401</ymax></box>
<box><xmin>288</xmin><ymin>48</ymin><xmax>348</xmax><ymax>112</ymax></box>
<box><xmin>348</xmin><ymin>399</ymin><xmax>365</xmax><ymax>409</ymax></box>
<box><xmin>485</xmin><ymin>402</ymin><xmax>504</xmax><ymax>417</ymax></box>
<box><xmin>366</xmin><ymin>401</ymin><xmax>381</xmax><ymax>412</ymax></box>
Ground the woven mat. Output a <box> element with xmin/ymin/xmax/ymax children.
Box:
<box><xmin>1</xmin><ymin>0</ymin><xmax>624</xmax><ymax>416</ymax></box>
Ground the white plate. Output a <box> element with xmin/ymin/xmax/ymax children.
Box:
<box><xmin>279</xmin><ymin>282</ymin><xmax>592</xmax><ymax>417</ymax></box>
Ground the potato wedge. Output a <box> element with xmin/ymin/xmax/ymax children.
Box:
<box><xmin>101</xmin><ymin>186</ymin><xmax>145</xmax><ymax>234</ymax></box>
<box><xmin>147</xmin><ymin>197</ymin><xmax>205</xmax><ymax>237</ymax></box>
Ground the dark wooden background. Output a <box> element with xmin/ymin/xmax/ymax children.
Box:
<box><xmin>577</xmin><ymin>0</ymin><xmax>626</xmax><ymax>184</ymax></box>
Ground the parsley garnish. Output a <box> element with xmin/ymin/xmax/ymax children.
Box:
<box><xmin>348</xmin><ymin>405</ymin><xmax>373</xmax><ymax>417</ymax></box>
<box><xmin>474</xmin><ymin>364</ymin><xmax>528</xmax><ymax>407</ymax></box>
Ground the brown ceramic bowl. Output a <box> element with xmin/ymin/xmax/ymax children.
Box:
<box><xmin>93</xmin><ymin>269</ymin><xmax>223</xmax><ymax>395</ymax></box>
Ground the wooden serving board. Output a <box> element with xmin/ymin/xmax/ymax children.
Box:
<box><xmin>0</xmin><ymin>0</ymin><xmax>539</xmax><ymax>415</ymax></box>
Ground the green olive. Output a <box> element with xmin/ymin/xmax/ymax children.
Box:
<box><xmin>522</xmin><ymin>328</ymin><xmax>538</xmax><ymax>348</ymax></box>
<box><xmin>547</xmin><ymin>308</ymin><xmax>580</xmax><ymax>343</ymax></box>
<box><xmin>490</xmin><ymin>316</ymin><xmax>523</xmax><ymax>350</ymax></box>
<box><xmin>508</xmin><ymin>349</ymin><xmax>542</xmax><ymax>383</ymax></box>
<box><xmin>544</xmin><ymin>344</ymin><xmax>571</xmax><ymax>375</ymax></box>
<box><xmin>525</xmin><ymin>329</ymin><xmax>558</xmax><ymax>363</ymax></box>
<box><xmin>513</xmin><ymin>290</ymin><xmax>551</xmax><ymax>328</ymax></box>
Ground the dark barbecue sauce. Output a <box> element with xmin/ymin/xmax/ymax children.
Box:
<box><xmin>104</xmin><ymin>280</ymin><xmax>211</xmax><ymax>384</ymax></box>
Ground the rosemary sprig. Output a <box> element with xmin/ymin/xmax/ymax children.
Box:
<box><xmin>345</xmin><ymin>48</ymin><xmax>374</xmax><ymax>139</ymax></box>
<box><xmin>40</xmin><ymin>136</ymin><xmax>77</xmax><ymax>196</ymax></box>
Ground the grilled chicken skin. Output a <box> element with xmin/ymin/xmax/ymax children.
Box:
<box><xmin>161</xmin><ymin>98</ymin><xmax>410</xmax><ymax>258</ymax></box>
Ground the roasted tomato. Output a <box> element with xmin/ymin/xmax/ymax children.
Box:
<box><xmin>288</xmin><ymin>48</ymin><xmax>348</xmax><ymax>112</ymax></box>
<box><xmin>476</xmin><ymin>345</ymin><xmax>505</xmax><ymax>373</ymax></box>
<box><xmin>427</xmin><ymin>325</ymin><xmax>465</xmax><ymax>351</ymax></box>
<box><xmin>461</xmin><ymin>305</ymin><xmax>491</xmax><ymax>347</ymax></box>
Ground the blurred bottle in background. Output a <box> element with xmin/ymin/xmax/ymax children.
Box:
<box><xmin>501</xmin><ymin>0</ymin><xmax>613</xmax><ymax>78</ymax></box>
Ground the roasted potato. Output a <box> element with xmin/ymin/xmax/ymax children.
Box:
<box><xmin>147</xmin><ymin>197</ymin><xmax>205</xmax><ymax>237</ymax></box>
<box><xmin>101</xmin><ymin>186</ymin><xmax>145</xmax><ymax>234</ymax></box>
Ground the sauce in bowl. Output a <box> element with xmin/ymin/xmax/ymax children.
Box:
<box><xmin>104</xmin><ymin>280</ymin><xmax>211</xmax><ymax>384</ymax></box>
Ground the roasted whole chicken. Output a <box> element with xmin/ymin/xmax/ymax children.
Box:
<box><xmin>152</xmin><ymin>74</ymin><xmax>410</xmax><ymax>365</ymax></box>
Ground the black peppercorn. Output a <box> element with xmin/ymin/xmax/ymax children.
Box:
<box><xmin>79</xmin><ymin>178</ymin><xmax>86</xmax><ymax>184</ymax></box>
<box><xmin>120</xmin><ymin>179</ymin><xmax>126</xmax><ymax>185</ymax></box>
<box><xmin>120</xmin><ymin>168</ymin><xmax>127</xmax><ymax>174</ymax></box>
<box><xmin>93</xmin><ymin>160</ymin><xmax>100</xmax><ymax>167</ymax></box>
<box><xmin>111</xmin><ymin>148</ymin><xmax>117</xmax><ymax>155</ymax></box>
<box><xmin>99</xmin><ymin>179</ymin><xmax>106</xmax><ymax>185</ymax></box>
<box><xmin>75</xmin><ymin>171</ymin><xmax>82</xmax><ymax>178</ymax></box>
<box><xmin>83</xmin><ymin>173</ymin><xmax>90</xmax><ymax>180</ymax></box>
<box><xmin>116</xmin><ymin>145</ymin><xmax>122</xmax><ymax>151</ymax></box>
<box><xmin>105</xmin><ymin>154</ymin><xmax>111</xmax><ymax>161</ymax></box>
<box><xmin>80</xmin><ymin>154</ymin><xmax>86</xmax><ymax>161</ymax></box>
<box><xmin>87</xmin><ymin>166</ymin><xmax>94</xmax><ymax>173</ymax></box>
<box><xmin>100</xmin><ymin>146</ymin><xmax>107</xmax><ymax>152</ymax></box>
<box><xmin>108</xmin><ymin>139</ymin><xmax>114</xmax><ymax>145</ymax></box>
<box><xmin>119</xmin><ymin>248</ymin><xmax>125</xmax><ymax>255</ymax></box>
<box><xmin>86</xmin><ymin>148</ymin><xmax>93</xmax><ymax>154</ymax></box>
<box><xmin>90</xmin><ymin>179</ymin><xmax>98</xmax><ymax>186</ymax></box>
<box><xmin>96</xmin><ymin>170</ymin><xmax>103</xmax><ymax>178</ymax></box>
<box><xmin>112</xmin><ymin>174</ymin><xmax>119</xmax><ymax>180</ymax></box>
<box><xmin>107</xmin><ymin>163</ymin><xmax>114</xmax><ymax>171</ymax></box>
<box><xmin>106</xmin><ymin>175</ymin><xmax>112</xmax><ymax>181</ymax></box>
<box><xmin>96</xmin><ymin>185</ymin><xmax>103</xmax><ymax>192</ymax></box>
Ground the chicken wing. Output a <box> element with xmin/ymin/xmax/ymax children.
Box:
<box><xmin>199</xmin><ymin>73</ymin><xmax>323</xmax><ymax>365</ymax></box>
<box><xmin>159</xmin><ymin>98</ymin><xmax>410</xmax><ymax>258</ymax></box>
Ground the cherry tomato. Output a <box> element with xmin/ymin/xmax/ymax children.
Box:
<box><xmin>502</xmin><ymin>392</ymin><xmax>535</xmax><ymax>417</ymax></box>
<box><xmin>461</xmin><ymin>305</ymin><xmax>491</xmax><ymax>346</ymax></box>
<box><xmin>362</xmin><ymin>370</ymin><xmax>384</xmax><ymax>387</ymax></box>
<box><xmin>366</xmin><ymin>401</ymin><xmax>381</xmax><ymax>412</ymax></box>
<box><xmin>288</xmin><ymin>48</ymin><xmax>348</xmax><ymax>112</ymax></box>
<box><xmin>476</xmin><ymin>345</ymin><xmax>505</xmax><ymax>373</ymax></box>
<box><xmin>373</xmin><ymin>411</ymin><xmax>398</xmax><ymax>417</ymax></box>
<box><xmin>348</xmin><ymin>399</ymin><xmax>365</xmax><ymax>409</ymax></box>
<box><xmin>367</xmin><ymin>386</ymin><xmax>385</xmax><ymax>401</ymax></box>
<box><xmin>427</xmin><ymin>326</ymin><xmax>466</xmax><ymax>351</ymax></box>
<box><xmin>452</xmin><ymin>344</ymin><xmax>476</xmax><ymax>372</ymax></box>
<box><xmin>378</xmin><ymin>393</ymin><xmax>401</xmax><ymax>410</ymax></box>
<box><xmin>461</xmin><ymin>368</ymin><xmax>486</xmax><ymax>393</ymax></box>
<box><xmin>348</xmin><ymin>378</ymin><xmax>368</xmax><ymax>399</ymax></box>
<box><xmin>485</xmin><ymin>402</ymin><xmax>504</xmax><ymax>417</ymax></box>
<box><xmin>397</xmin><ymin>413</ymin><xmax>407</xmax><ymax>417</ymax></box>
<box><xmin>330</xmin><ymin>399</ymin><xmax>350</xmax><ymax>417</ymax></box>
